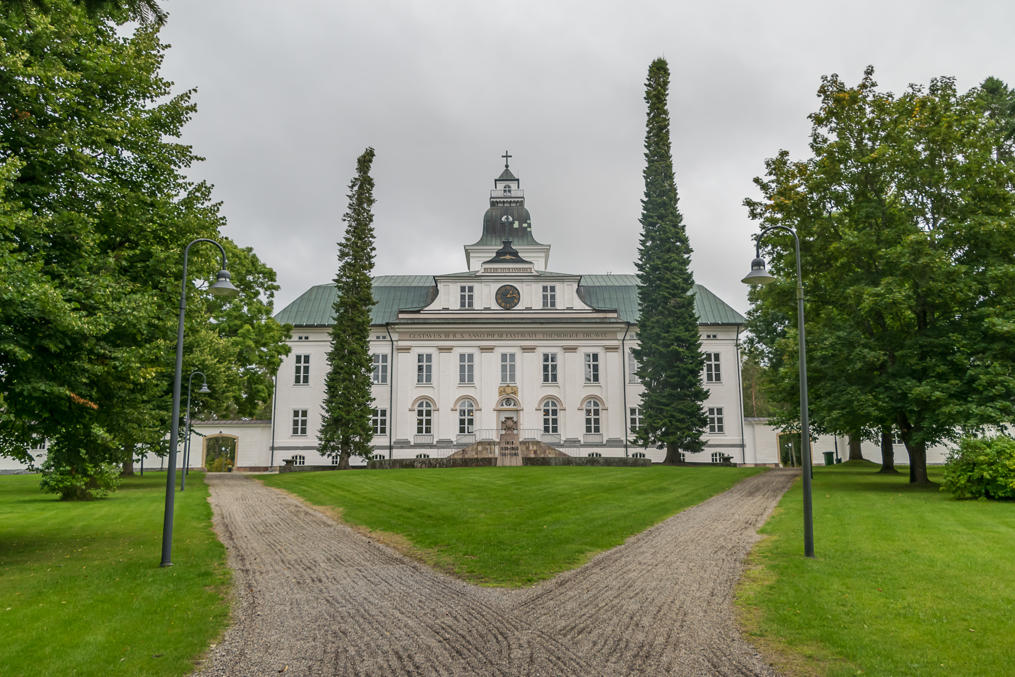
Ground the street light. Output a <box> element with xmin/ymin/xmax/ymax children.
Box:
<box><xmin>743</xmin><ymin>226</ymin><xmax>815</xmax><ymax>558</ymax></box>
<box><xmin>161</xmin><ymin>239</ymin><xmax>238</xmax><ymax>567</ymax></box>
<box><xmin>180</xmin><ymin>370</ymin><xmax>210</xmax><ymax>492</ymax></box>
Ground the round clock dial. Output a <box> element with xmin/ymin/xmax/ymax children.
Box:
<box><xmin>495</xmin><ymin>284</ymin><xmax>521</xmax><ymax>309</ymax></box>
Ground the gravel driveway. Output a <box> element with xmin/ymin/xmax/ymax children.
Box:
<box><xmin>195</xmin><ymin>469</ymin><xmax>795</xmax><ymax>676</ymax></box>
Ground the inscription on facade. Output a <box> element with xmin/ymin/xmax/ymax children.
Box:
<box><xmin>403</xmin><ymin>330</ymin><xmax>614</xmax><ymax>341</ymax></box>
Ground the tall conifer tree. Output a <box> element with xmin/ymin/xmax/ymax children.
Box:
<box><xmin>319</xmin><ymin>148</ymin><xmax>377</xmax><ymax>469</ymax></box>
<box><xmin>634</xmin><ymin>58</ymin><xmax>708</xmax><ymax>462</ymax></box>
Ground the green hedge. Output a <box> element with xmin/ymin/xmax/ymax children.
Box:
<box><xmin>942</xmin><ymin>435</ymin><xmax>1015</xmax><ymax>500</ymax></box>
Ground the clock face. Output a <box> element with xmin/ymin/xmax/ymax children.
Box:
<box><xmin>495</xmin><ymin>284</ymin><xmax>521</xmax><ymax>309</ymax></box>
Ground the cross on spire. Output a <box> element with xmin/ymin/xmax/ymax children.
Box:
<box><xmin>502</xmin><ymin>150</ymin><xmax>512</xmax><ymax>168</ymax></box>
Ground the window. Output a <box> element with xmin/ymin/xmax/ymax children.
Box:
<box><xmin>458</xmin><ymin>400</ymin><xmax>475</xmax><ymax>434</ymax></box>
<box><xmin>629</xmin><ymin>406</ymin><xmax>642</xmax><ymax>432</ymax></box>
<box><xmin>372</xmin><ymin>353</ymin><xmax>388</xmax><ymax>385</ymax></box>
<box><xmin>707</xmin><ymin>407</ymin><xmax>724</xmax><ymax>434</ymax></box>
<box><xmin>584</xmin><ymin>353</ymin><xmax>600</xmax><ymax>383</ymax></box>
<box><xmin>585</xmin><ymin>400</ymin><xmax>601</xmax><ymax>434</ymax></box>
<box><xmin>542</xmin><ymin>400</ymin><xmax>559</xmax><ymax>434</ymax></box>
<box><xmin>588</xmin><ymin>452</ymin><xmax>602</xmax><ymax>458</ymax></box>
<box><xmin>542</xmin><ymin>353</ymin><xmax>558</xmax><ymax>383</ymax></box>
<box><xmin>290</xmin><ymin>454</ymin><xmax>305</xmax><ymax>466</ymax></box>
<box><xmin>704</xmin><ymin>352</ymin><xmax>721</xmax><ymax>383</ymax></box>
<box><xmin>632</xmin><ymin>451</ymin><xmax>646</xmax><ymax>459</ymax></box>
<box><xmin>417</xmin><ymin>353</ymin><xmax>432</xmax><ymax>384</ymax></box>
<box><xmin>292</xmin><ymin>409</ymin><xmax>308</xmax><ymax>436</ymax></box>
<box><xmin>460</xmin><ymin>285</ymin><xmax>474</xmax><ymax>309</ymax></box>
<box><xmin>628</xmin><ymin>349</ymin><xmax>640</xmax><ymax>383</ymax></box>
<box><xmin>331</xmin><ymin>455</ymin><xmax>340</xmax><ymax>465</ymax></box>
<box><xmin>711</xmin><ymin>451</ymin><xmax>723</xmax><ymax>463</ymax></box>
<box><xmin>296</xmin><ymin>335</ymin><xmax>309</xmax><ymax>341</ymax></box>
<box><xmin>415</xmin><ymin>453</ymin><xmax>431</xmax><ymax>459</ymax></box>
<box><xmin>416</xmin><ymin>401</ymin><xmax>432</xmax><ymax>434</ymax></box>
<box><xmin>294</xmin><ymin>354</ymin><xmax>310</xmax><ymax>385</ymax></box>
<box><xmin>371</xmin><ymin>408</ymin><xmax>388</xmax><ymax>436</ymax></box>
<box><xmin>542</xmin><ymin>284</ymin><xmax>556</xmax><ymax>308</ymax></box>
<box><xmin>459</xmin><ymin>353</ymin><xmax>474</xmax><ymax>384</ymax></box>
<box><xmin>705</xmin><ymin>333</ymin><xmax>718</xmax><ymax>340</ymax></box>
<box><xmin>892</xmin><ymin>431</ymin><xmax>904</xmax><ymax>445</ymax></box>
<box><xmin>500</xmin><ymin>353</ymin><xmax>516</xmax><ymax>383</ymax></box>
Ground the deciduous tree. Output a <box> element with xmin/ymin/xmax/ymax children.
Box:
<box><xmin>0</xmin><ymin>1</ymin><xmax>287</xmax><ymax>496</ymax></box>
<box><xmin>745</xmin><ymin>67</ymin><xmax>1015</xmax><ymax>484</ymax></box>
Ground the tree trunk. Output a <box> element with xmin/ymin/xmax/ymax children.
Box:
<box><xmin>338</xmin><ymin>449</ymin><xmax>351</xmax><ymax>470</ymax></box>
<box><xmin>878</xmin><ymin>427</ymin><xmax>898</xmax><ymax>473</ymax></box>
<box><xmin>904</xmin><ymin>439</ymin><xmax>931</xmax><ymax>484</ymax></box>
<box><xmin>663</xmin><ymin>443</ymin><xmax>682</xmax><ymax>464</ymax></box>
<box><xmin>121</xmin><ymin>457</ymin><xmax>135</xmax><ymax>477</ymax></box>
<box><xmin>847</xmin><ymin>433</ymin><xmax>864</xmax><ymax>461</ymax></box>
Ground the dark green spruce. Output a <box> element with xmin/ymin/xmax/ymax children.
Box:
<box><xmin>633</xmin><ymin>58</ymin><xmax>708</xmax><ymax>462</ymax></box>
<box><xmin>319</xmin><ymin>148</ymin><xmax>377</xmax><ymax>469</ymax></box>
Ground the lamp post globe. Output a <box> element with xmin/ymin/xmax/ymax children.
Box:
<box><xmin>161</xmin><ymin>239</ymin><xmax>238</xmax><ymax>568</ymax></box>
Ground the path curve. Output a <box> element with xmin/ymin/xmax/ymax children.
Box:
<box><xmin>195</xmin><ymin>469</ymin><xmax>795</xmax><ymax>676</ymax></box>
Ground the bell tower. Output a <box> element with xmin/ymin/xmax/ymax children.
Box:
<box><xmin>464</xmin><ymin>153</ymin><xmax>551</xmax><ymax>271</ymax></box>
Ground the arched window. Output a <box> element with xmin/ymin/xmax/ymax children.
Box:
<box><xmin>416</xmin><ymin>400</ymin><xmax>433</xmax><ymax>435</ymax></box>
<box><xmin>458</xmin><ymin>400</ymin><xmax>475</xmax><ymax>434</ymax></box>
<box><xmin>584</xmin><ymin>400</ymin><xmax>601</xmax><ymax>434</ymax></box>
<box><xmin>542</xmin><ymin>400</ymin><xmax>559</xmax><ymax>434</ymax></box>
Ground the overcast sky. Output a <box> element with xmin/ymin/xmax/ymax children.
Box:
<box><xmin>158</xmin><ymin>0</ymin><xmax>1015</xmax><ymax>314</ymax></box>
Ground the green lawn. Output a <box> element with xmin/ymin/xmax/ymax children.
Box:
<box><xmin>0</xmin><ymin>472</ymin><xmax>230</xmax><ymax>677</ymax></box>
<box><xmin>260</xmin><ymin>464</ymin><xmax>763</xmax><ymax>586</ymax></box>
<box><xmin>738</xmin><ymin>463</ymin><xmax>1015</xmax><ymax>676</ymax></box>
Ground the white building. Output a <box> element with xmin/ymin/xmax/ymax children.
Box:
<box><xmin>267</xmin><ymin>158</ymin><xmax>749</xmax><ymax>467</ymax></box>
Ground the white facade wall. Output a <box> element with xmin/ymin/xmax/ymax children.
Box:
<box><xmin>271</xmin><ymin>322</ymin><xmax>747</xmax><ymax>465</ymax></box>
<box><xmin>742</xmin><ymin>418</ymin><xmax>956</xmax><ymax>467</ymax></box>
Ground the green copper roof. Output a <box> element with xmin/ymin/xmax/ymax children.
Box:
<box><xmin>274</xmin><ymin>276</ymin><xmax>436</xmax><ymax>327</ymax></box>
<box><xmin>275</xmin><ymin>274</ymin><xmax>746</xmax><ymax>327</ymax></box>
<box><xmin>578</xmin><ymin>275</ymin><xmax>746</xmax><ymax>325</ymax></box>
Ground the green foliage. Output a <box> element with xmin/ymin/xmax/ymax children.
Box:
<box><xmin>38</xmin><ymin>453</ymin><xmax>120</xmax><ymax>500</ymax></box>
<box><xmin>261</xmin><ymin>465</ymin><xmax>763</xmax><ymax>586</ymax></box>
<box><xmin>0</xmin><ymin>1</ymin><xmax>288</xmax><ymax>492</ymax></box>
<box><xmin>739</xmin><ymin>465</ymin><xmax>1015</xmax><ymax>676</ymax></box>
<box><xmin>942</xmin><ymin>435</ymin><xmax>1015</xmax><ymax>500</ymax></box>
<box><xmin>634</xmin><ymin>58</ymin><xmax>708</xmax><ymax>461</ymax></box>
<box><xmin>319</xmin><ymin>148</ymin><xmax>377</xmax><ymax>468</ymax></box>
<box><xmin>0</xmin><ymin>472</ymin><xmax>229</xmax><ymax>676</ymax></box>
<box><xmin>207</xmin><ymin>456</ymin><xmax>233</xmax><ymax>472</ymax></box>
<box><xmin>745</xmin><ymin>67</ymin><xmax>1015</xmax><ymax>484</ymax></box>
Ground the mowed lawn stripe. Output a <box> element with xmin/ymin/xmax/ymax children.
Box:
<box><xmin>737</xmin><ymin>464</ymin><xmax>1015</xmax><ymax>677</ymax></box>
<box><xmin>0</xmin><ymin>473</ymin><xmax>230</xmax><ymax>677</ymax></box>
<box><xmin>260</xmin><ymin>465</ymin><xmax>764</xmax><ymax>586</ymax></box>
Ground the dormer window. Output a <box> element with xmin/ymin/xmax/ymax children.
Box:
<box><xmin>503</xmin><ymin>185</ymin><xmax>512</xmax><ymax>195</ymax></box>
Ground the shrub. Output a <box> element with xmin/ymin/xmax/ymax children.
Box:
<box><xmin>942</xmin><ymin>436</ymin><xmax>1015</xmax><ymax>500</ymax></box>
<box><xmin>207</xmin><ymin>456</ymin><xmax>233</xmax><ymax>472</ymax></box>
<box><xmin>39</xmin><ymin>456</ymin><xmax>121</xmax><ymax>500</ymax></box>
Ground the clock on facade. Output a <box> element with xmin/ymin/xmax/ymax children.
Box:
<box><xmin>495</xmin><ymin>284</ymin><xmax>520</xmax><ymax>309</ymax></box>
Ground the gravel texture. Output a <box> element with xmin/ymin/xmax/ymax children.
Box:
<box><xmin>195</xmin><ymin>469</ymin><xmax>796</xmax><ymax>676</ymax></box>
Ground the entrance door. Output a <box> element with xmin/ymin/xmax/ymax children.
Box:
<box><xmin>205</xmin><ymin>435</ymin><xmax>237</xmax><ymax>471</ymax></box>
<box><xmin>778</xmin><ymin>433</ymin><xmax>802</xmax><ymax>467</ymax></box>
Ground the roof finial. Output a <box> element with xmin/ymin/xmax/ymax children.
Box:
<box><xmin>502</xmin><ymin>150</ymin><xmax>512</xmax><ymax>169</ymax></box>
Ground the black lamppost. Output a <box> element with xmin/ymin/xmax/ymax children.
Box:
<box><xmin>180</xmin><ymin>370</ymin><xmax>209</xmax><ymax>492</ymax></box>
<box><xmin>161</xmin><ymin>239</ymin><xmax>238</xmax><ymax>567</ymax></box>
<box><xmin>743</xmin><ymin>226</ymin><xmax>815</xmax><ymax>558</ymax></box>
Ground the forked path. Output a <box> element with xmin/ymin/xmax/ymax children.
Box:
<box><xmin>195</xmin><ymin>470</ymin><xmax>796</xmax><ymax>676</ymax></box>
